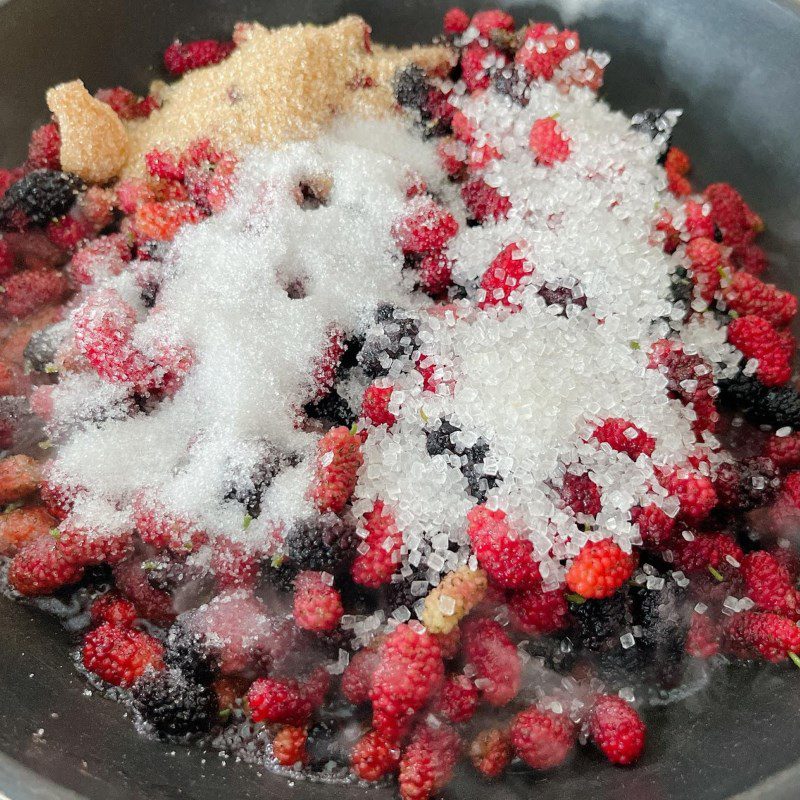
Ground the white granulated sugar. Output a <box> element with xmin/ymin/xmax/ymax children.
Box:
<box><xmin>256</xmin><ymin>459</ymin><xmax>316</xmax><ymax>535</ymax></box>
<box><xmin>67</xmin><ymin>490</ymin><xmax>134</xmax><ymax>535</ymax></box>
<box><xmin>351</xmin><ymin>80</ymin><xmax>728</xmax><ymax>593</ymax></box>
<box><xmin>45</xmin><ymin>57</ymin><xmax>731</xmax><ymax>590</ymax></box>
<box><xmin>679</xmin><ymin>313</ymin><xmax>742</xmax><ymax>380</ymax></box>
<box><xmin>368</xmin><ymin>298</ymin><xmax>698</xmax><ymax>583</ymax></box>
<box><xmin>48</xmin><ymin>373</ymin><xmax>133</xmax><ymax>436</ymax></box>
<box><xmin>448</xmin><ymin>85</ymin><xmax>674</xmax><ymax>336</ymax></box>
<box><xmin>353</xmin><ymin>425</ymin><xmax>474</xmax><ymax>565</ymax></box>
<box><xmin>48</xmin><ymin>118</ymin><xmax>447</xmax><ymax>538</ymax></box>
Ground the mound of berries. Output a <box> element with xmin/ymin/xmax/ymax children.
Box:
<box><xmin>1</xmin><ymin>8</ymin><xmax>800</xmax><ymax>800</ymax></box>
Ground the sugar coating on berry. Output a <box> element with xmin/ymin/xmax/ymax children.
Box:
<box><xmin>8</xmin><ymin>535</ymin><xmax>85</xmax><ymax>596</ymax></box>
<box><xmin>462</xmin><ymin>617</ymin><xmax>521</xmax><ymax>707</ymax></box>
<box><xmin>293</xmin><ymin>570</ymin><xmax>344</xmax><ymax>631</ymax></box>
<box><xmin>443</xmin><ymin>8</ymin><xmax>470</xmax><ymax>36</ymax></box>
<box><xmin>398</xmin><ymin>723</ymin><xmax>460</xmax><ymax>800</ymax></box>
<box><xmin>247</xmin><ymin>676</ymin><xmax>313</xmax><ymax>725</ymax></box>
<box><xmin>724</xmin><ymin>611</ymin><xmax>800</xmax><ymax>663</ymax></box>
<box><xmin>351</xmin><ymin>501</ymin><xmax>404</xmax><ymax>588</ymax></box>
<box><xmin>740</xmin><ymin>551</ymin><xmax>800</xmax><ymax>619</ymax></box>
<box><xmin>588</xmin><ymin>695</ymin><xmax>646</xmax><ymax>765</ymax></box>
<box><xmin>466</xmin><ymin>506</ymin><xmax>540</xmax><ymax>589</ymax></box>
<box><xmin>81</xmin><ymin>623</ymin><xmax>164</xmax><ymax>686</ymax></box>
<box><xmin>432</xmin><ymin>673</ymin><xmax>479</xmax><ymax>723</ymax></box>
<box><xmin>529</xmin><ymin>117</ymin><xmax>572</xmax><ymax>166</ymax></box>
<box><xmin>369</xmin><ymin>623</ymin><xmax>444</xmax><ymax>739</ymax></box>
<box><xmin>469</xmin><ymin>727</ymin><xmax>512</xmax><ymax>778</ymax></box>
<box><xmin>0</xmin><ymin>455</ymin><xmax>42</xmax><ymax>504</ymax></box>
<box><xmin>351</xmin><ymin>729</ymin><xmax>400</xmax><ymax>781</ymax></box>
<box><xmin>510</xmin><ymin>706</ymin><xmax>575</xmax><ymax>770</ymax></box>
<box><xmin>0</xmin><ymin>506</ymin><xmax>56</xmax><ymax>557</ymax></box>
<box><xmin>163</xmin><ymin>39</ymin><xmax>236</xmax><ymax>77</ymax></box>
<box><xmin>509</xmin><ymin>585</ymin><xmax>570</xmax><ymax>635</ymax></box>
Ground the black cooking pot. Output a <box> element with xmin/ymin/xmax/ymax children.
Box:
<box><xmin>1</xmin><ymin>0</ymin><xmax>800</xmax><ymax>798</ymax></box>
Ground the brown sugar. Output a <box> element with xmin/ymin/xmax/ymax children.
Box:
<box><xmin>119</xmin><ymin>16</ymin><xmax>455</xmax><ymax>177</ymax></box>
<box><xmin>46</xmin><ymin>80</ymin><xmax>129</xmax><ymax>182</ymax></box>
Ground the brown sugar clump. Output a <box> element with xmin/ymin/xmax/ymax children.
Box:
<box><xmin>46</xmin><ymin>80</ymin><xmax>129</xmax><ymax>182</ymax></box>
<box><xmin>121</xmin><ymin>16</ymin><xmax>454</xmax><ymax>176</ymax></box>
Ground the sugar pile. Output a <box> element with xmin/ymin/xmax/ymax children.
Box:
<box><xmin>48</xmin><ymin>118</ymin><xmax>448</xmax><ymax>543</ymax></box>
<box><xmin>351</xmin><ymin>81</ymin><xmax>732</xmax><ymax>603</ymax></box>
<box><xmin>44</xmin><ymin>68</ymin><xmax>742</xmax><ymax>626</ymax></box>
